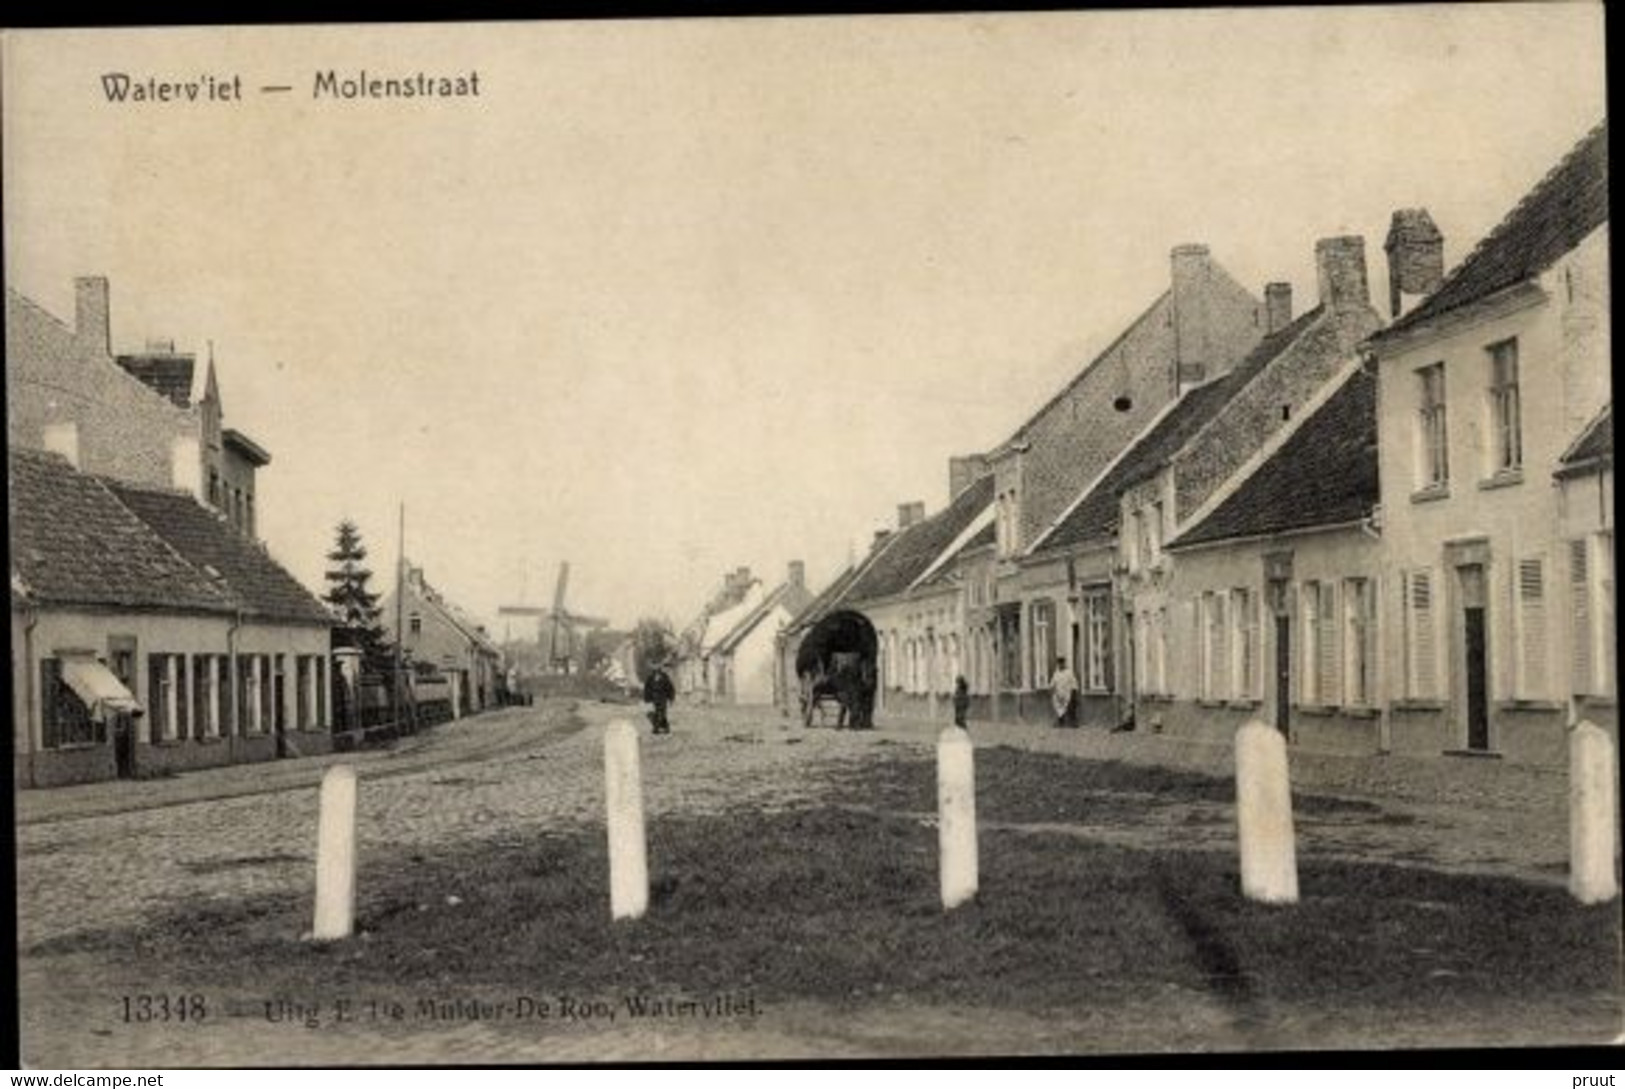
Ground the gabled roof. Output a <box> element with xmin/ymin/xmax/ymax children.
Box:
<box><xmin>917</xmin><ymin>521</ymin><xmax>996</xmax><ymax>589</ymax></box>
<box><xmin>713</xmin><ymin>581</ymin><xmax>800</xmax><ymax>656</ymax></box>
<box><xmin>1033</xmin><ymin>306</ymin><xmax>1325</xmax><ymax>554</ymax></box>
<box><xmin>115</xmin><ymin>353</ymin><xmax>196</xmax><ymax>408</ymax></box>
<box><xmin>1376</xmin><ymin>120</ymin><xmax>1608</xmax><ymax>342</ymax></box>
<box><xmin>1170</xmin><ymin>367</ymin><xmax>1378</xmax><ymax>549</ymax></box>
<box><xmin>106</xmin><ymin>480</ymin><xmax>333</xmax><ymax>625</ymax></box>
<box><xmin>841</xmin><ymin>474</ymin><xmax>996</xmax><ymax>605</ymax></box>
<box><xmin>399</xmin><ymin>562</ymin><xmax>501</xmax><ymax>654</ymax></box>
<box><xmin>1557</xmin><ymin>403</ymin><xmax>1613</xmax><ymax>479</ymax></box>
<box><xmin>9</xmin><ymin>447</ymin><xmax>234</xmax><ymax>614</ymax></box>
<box><xmin>995</xmin><ymin>293</ymin><xmax>1169</xmax><ymax>452</ymax></box>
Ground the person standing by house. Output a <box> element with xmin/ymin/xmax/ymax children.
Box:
<box><xmin>952</xmin><ymin>675</ymin><xmax>971</xmax><ymax>729</ymax></box>
<box><xmin>1049</xmin><ymin>657</ymin><xmax>1079</xmax><ymax>729</ymax></box>
<box><xmin>643</xmin><ymin>660</ymin><xmax>676</xmax><ymax>736</ymax></box>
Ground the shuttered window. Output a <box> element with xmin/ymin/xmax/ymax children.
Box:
<box><xmin>1210</xmin><ymin>593</ymin><xmax>1229</xmax><ymax>701</ymax></box>
<box><xmin>1571</xmin><ymin>538</ymin><xmax>1593</xmax><ymax>694</ymax></box>
<box><xmin>1344</xmin><ymin>578</ymin><xmax>1377</xmax><ymax>707</ymax></box>
<box><xmin>1230</xmin><ymin>589</ymin><xmax>1254</xmax><ymax>699</ymax></box>
<box><xmin>1403</xmin><ymin>570</ymin><xmax>1437</xmax><ymax>700</ymax></box>
<box><xmin>1316</xmin><ymin>582</ymin><xmax>1340</xmax><ymax>706</ymax></box>
<box><xmin>1301</xmin><ymin>582</ymin><xmax>1320</xmax><ymax>704</ymax></box>
<box><xmin>1515</xmin><ymin>557</ymin><xmax>1547</xmax><ymax>698</ymax></box>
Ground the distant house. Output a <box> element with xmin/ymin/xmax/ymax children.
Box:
<box><xmin>699</xmin><ymin>562</ymin><xmax>815</xmax><ymax>705</ymax></box>
<box><xmin>7</xmin><ymin>277</ymin><xmax>271</xmax><ymax>538</ymax></box>
<box><xmin>675</xmin><ymin>566</ymin><xmax>758</xmax><ymax>698</ymax></box>
<box><xmin>380</xmin><ymin>564</ymin><xmax>505</xmax><ymax>716</ymax></box>
<box><xmin>10</xmin><ymin>447</ymin><xmax>334</xmax><ymax>787</ymax></box>
<box><xmin>1363</xmin><ymin>120</ymin><xmax>1612</xmax><ymax>764</ymax></box>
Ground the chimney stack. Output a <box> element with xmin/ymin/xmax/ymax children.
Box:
<box><xmin>74</xmin><ymin>276</ymin><xmax>111</xmax><ymax>357</ymax></box>
<box><xmin>42</xmin><ymin>421</ymin><xmax>80</xmax><ymax>469</ymax></box>
<box><xmin>897</xmin><ymin>501</ymin><xmax>926</xmax><ymax>529</ymax></box>
<box><xmin>787</xmin><ymin>560</ymin><xmax>805</xmax><ymax>590</ymax></box>
<box><xmin>1264</xmin><ymin>282</ymin><xmax>1293</xmax><ymax>334</ymax></box>
<box><xmin>1384</xmin><ymin>208</ymin><xmax>1445</xmax><ymax>319</ymax></box>
<box><xmin>948</xmin><ymin>453</ymin><xmax>990</xmax><ymax>500</ymax></box>
<box><xmin>1315</xmin><ymin>236</ymin><xmax>1370</xmax><ymax>312</ymax></box>
<box><xmin>1170</xmin><ymin>243</ymin><xmax>1214</xmax><ymax>389</ymax></box>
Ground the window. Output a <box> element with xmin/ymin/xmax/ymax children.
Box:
<box><xmin>217</xmin><ymin>657</ymin><xmax>233</xmax><ymax>736</ymax></box>
<box><xmin>193</xmin><ymin>654</ymin><xmax>215</xmax><ymax>737</ymax></box>
<box><xmin>1083</xmin><ymin>590</ymin><xmax>1112</xmax><ymax>692</ymax></box>
<box><xmin>1134</xmin><ymin>509</ymin><xmax>1153</xmax><ymax>572</ymax></box>
<box><xmin>297</xmin><ymin>656</ymin><xmax>311</xmax><ymax>730</ymax></box>
<box><xmin>1153</xmin><ymin>606</ymin><xmax>1169</xmax><ymax>695</ymax></box>
<box><xmin>1148</xmin><ymin>502</ymin><xmax>1165</xmax><ymax>566</ymax></box>
<box><xmin>149</xmin><ymin>655</ymin><xmax>174</xmax><ymax>741</ymax></box>
<box><xmin>1417</xmin><ymin>363</ymin><xmax>1449</xmax><ymax>488</ymax></box>
<box><xmin>1135</xmin><ymin>610</ymin><xmax>1150</xmax><ymax>696</ymax></box>
<box><xmin>1201</xmin><ymin>593</ymin><xmax>1228</xmax><ymax>701</ymax></box>
<box><xmin>1402</xmin><ymin>569</ymin><xmax>1438</xmax><ymax>700</ymax></box>
<box><xmin>1344</xmin><ymin>578</ymin><xmax>1377</xmax><ymax>707</ymax></box>
<box><xmin>1230</xmin><ymin>588</ymin><xmax>1255</xmax><ymax>699</ymax></box>
<box><xmin>1514</xmin><ymin>556</ymin><xmax>1548</xmax><ymax>699</ymax></box>
<box><xmin>1487</xmin><ymin>339</ymin><xmax>1522</xmax><ymax>473</ymax></box>
<box><xmin>41</xmin><ymin>659</ymin><xmax>98</xmax><ymax>749</ymax></box>
<box><xmin>1316</xmin><ymin>582</ymin><xmax>1339</xmax><ymax>706</ymax></box>
<box><xmin>409</xmin><ymin>613</ymin><xmax>423</xmax><ymax>636</ymax></box>
<box><xmin>1300</xmin><ymin>583</ymin><xmax>1320</xmax><ymax>704</ymax></box>
<box><xmin>1031</xmin><ymin>599</ymin><xmax>1055</xmax><ymax>683</ymax></box>
<box><xmin>246</xmin><ymin>492</ymin><xmax>256</xmax><ymax>536</ymax></box>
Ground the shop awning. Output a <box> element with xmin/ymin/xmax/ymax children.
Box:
<box><xmin>61</xmin><ymin>658</ymin><xmax>142</xmax><ymax>722</ymax></box>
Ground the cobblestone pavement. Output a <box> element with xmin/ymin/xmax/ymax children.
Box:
<box><xmin>15</xmin><ymin>698</ymin><xmax>1610</xmax><ymax>1065</ymax></box>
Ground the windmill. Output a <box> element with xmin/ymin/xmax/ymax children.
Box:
<box><xmin>498</xmin><ymin>562</ymin><xmax>610</xmax><ymax>674</ymax></box>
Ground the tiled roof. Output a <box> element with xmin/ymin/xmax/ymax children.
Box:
<box><xmin>1377</xmin><ymin>121</ymin><xmax>1608</xmax><ymax>341</ymax></box>
<box><xmin>1036</xmin><ymin>306</ymin><xmax>1325</xmax><ymax>553</ymax></box>
<box><xmin>9</xmin><ymin>447</ymin><xmax>234</xmax><ymax>613</ymax></box>
<box><xmin>784</xmin><ymin>559</ymin><xmax>868</xmax><ymax>633</ymax></box>
<box><xmin>115</xmin><ymin>353</ymin><xmax>196</xmax><ymax>408</ymax></box>
<box><xmin>1557</xmin><ymin>403</ymin><xmax>1612</xmax><ymax>477</ymax></box>
<box><xmin>105</xmin><ymin>480</ymin><xmax>334</xmax><ymax>625</ymax></box>
<box><xmin>1171</xmin><ymin>367</ymin><xmax>1378</xmax><ymax>548</ymax></box>
<box><xmin>842</xmin><ymin>474</ymin><xmax>995</xmax><ymax>604</ymax></box>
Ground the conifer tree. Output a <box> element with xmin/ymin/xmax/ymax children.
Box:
<box><xmin>323</xmin><ymin>520</ymin><xmax>390</xmax><ymax>666</ymax></box>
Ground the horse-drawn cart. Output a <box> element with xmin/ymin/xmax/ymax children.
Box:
<box><xmin>794</xmin><ymin>609</ymin><xmax>878</xmax><ymax>729</ymax></box>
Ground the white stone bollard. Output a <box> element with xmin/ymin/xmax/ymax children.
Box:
<box><xmin>312</xmin><ymin>764</ymin><xmax>359</xmax><ymax>941</ymax></box>
<box><xmin>1569</xmin><ymin>720</ymin><xmax>1619</xmax><ymax>905</ymax></box>
<box><xmin>937</xmin><ymin>726</ymin><xmax>978</xmax><ymax>909</ymax></box>
<box><xmin>604</xmin><ymin>719</ymin><xmax>649</xmax><ymax>921</ymax></box>
<box><xmin>1235</xmin><ymin>719</ymin><xmax>1298</xmax><ymax>904</ymax></box>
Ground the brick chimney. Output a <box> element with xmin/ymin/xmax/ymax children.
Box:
<box><xmin>787</xmin><ymin>560</ymin><xmax>805</xmax><ymax>591</ymax></box>
<box><xmin>1170</xmin><ymin>244</ymin><xmax>1214</xmax><ymax>390</ymax></box>
<box><xmin>948</xmin><ymin>453</ymin><xmax>990</xmax><ymax>500</ymax></box>
<box><xmin>897</xmin><ymin>501</ymin><xmax>926</xmax><ymax>529</ymax></box>
<box><xmin>1264</xmin><ymin>282</ymin><xmax>1293</xmax><ymax>334</ymax></box>
<box><xmin>1384</xmin><ymin>208</ymin><xmax>1444</xmax><ymax>318</ymax></box>
<box><xmin>42</xmin><ymin>421</ymin><xmax>79</xmax><ymax>468</ymax></box>
<box><xmin>74</xmin><ymin>276</ymin><xmax>111</xmax><ymax>357</ymax></box>
<box><xmin>1315</xmin><ymin>236</ymin><xmax>1370</xmax><ymax>312</ymax></box>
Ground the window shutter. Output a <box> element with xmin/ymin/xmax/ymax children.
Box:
<box><xmin>1409</xmin><ymin>570</ymin><xmax>1436</xmax><ymax>699</ymax></box>
<box><xmin>1570</xmin><ymin>539</ymin><xmax>1593</xmax><ymax>695</ymax></box>
<box><xmin>1518</xmin><ymin>557</ymin><xmax>1547</xmax><ymax>698</ymax></box>
<box><xmin>1301</xmin><ymin>584</ymin><xmax>1319</xmax><ymax>703</ymax></box>
<box><xmin>1318</xmin><ymin>583</ymin><xmax>1339</xmax><ymax>705</ymax></box>
<box><xmin>1212</xmin><ymin>594</ymin><xmax>1228</xmax><ymax>700</ymax></box>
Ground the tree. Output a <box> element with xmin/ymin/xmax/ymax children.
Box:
<box><xmin>632</xmin><ymin>617</ymin><xmax>677</xmax><ymax>681</ymax></box>
<box><xmin>323</xmin><ymin>520</ymin><xmax>391</xmax><ymax>668</ymax></box>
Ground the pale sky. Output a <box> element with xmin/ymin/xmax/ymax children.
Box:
<box><xmin>2</xmin><ymin>8</ymin><xmax>1608</xmax><ymax>634</ymax></box>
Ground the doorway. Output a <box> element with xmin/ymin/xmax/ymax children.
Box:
<box><xmin>1267</xmin><ymin>577</ymin><xmax>1292</xmax><ymax>735</ymax></box>
<box><xmin>107</xmin><ymin>636</ymin><xmax>138</xmax><ymax>778</ymax></box>
<box><xmin>1458</xmin><ymin>564</ymin><xmax>1490</xmax><ymax>751</ymax></box>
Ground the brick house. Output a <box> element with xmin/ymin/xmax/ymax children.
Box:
<box><xmin>11</xmin><ymin>448</ymin><xmax>334</xmax><ymax>787</ymax></box>
<box><xmin>1364</xmin><ymin>120</ymin><xmax>1612</xmax><ymax>765</ymax></box>
<box><xmin>1161</xmin><ymin>362</ymin><xmax>1384</xmax><ymax>753</ymax></box>
<box><xmin>693</xmin><ymin>562</ymin><xmax>815</xmax><ymax>705</ymax></box>
<box><xmin>1010</xmin><ymin>236</ymin><xmax>1383</xmax><ymax>728</ymax></box>
<box><xmin>380</xmin><ymin>564</ymin><xmax>505</xmax><ymax>716</ymax></box>
<box><xmin>7</xmin><ymin>277</ymin><xmax>270</xmax><ymax>537</ymax></box>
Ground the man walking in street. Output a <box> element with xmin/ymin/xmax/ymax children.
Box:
<box><xmin>1049</xmin><ymin>656</ymin><xmax>1079</xmax><ymax>729</ymax></box>
<box><xmin>643</xmin><ymin>660</ymin><xmax>676</xmax><ymax>736</ymax></box>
